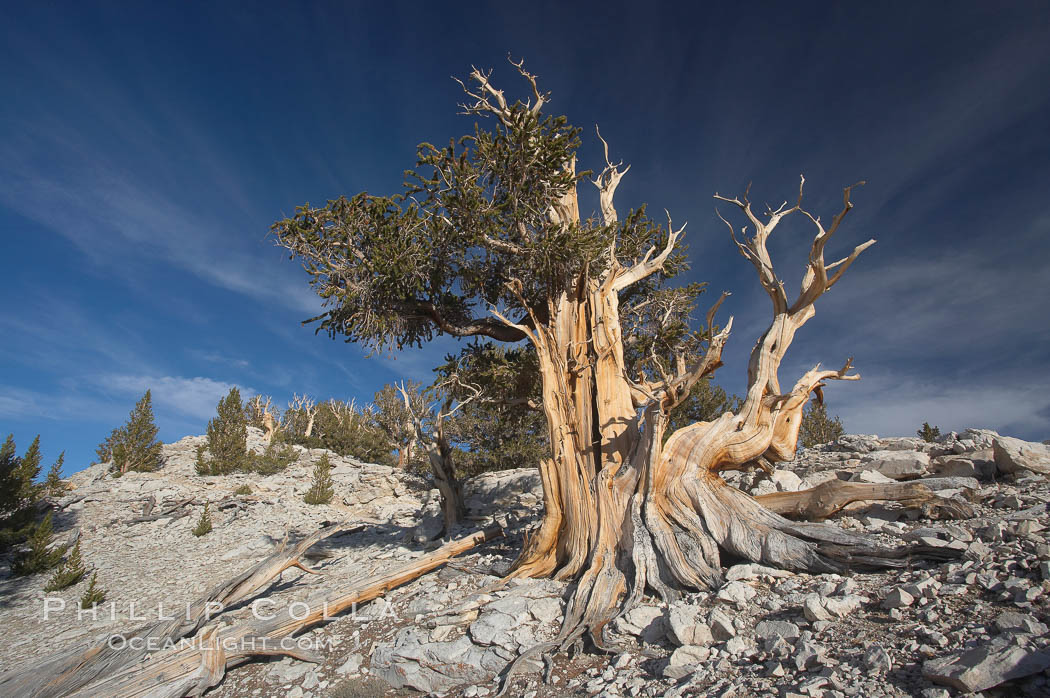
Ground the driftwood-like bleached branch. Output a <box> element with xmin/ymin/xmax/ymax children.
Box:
<box><xmin>592</xmin><ymin>126</ymin><xmax>630</xmax><ymax>228</ymax></box>
<box><xmin>48</xmin><ymin>527</ymin><xmax>502</xmax><ymax>698</ymax></box>
<box><xmin>0</xmin><ymin>522</ymin><xmax>358</xmax><ymax>698</ymax></box>
<box><xmin>611</xmin><ymin>212</ymin><xmax>686</xmax><ymax>292</ymax></box>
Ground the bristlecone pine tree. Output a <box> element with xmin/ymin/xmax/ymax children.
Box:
<box><xmin>44</xmin><ymin>539</ymin><xmax>87</xmax><ymax>591</ymax></box>
<box><xmin>1</xmin><ymin>434</ymin><xmax>44</xmax><ymax>544</ymax></box>
<box><xmin>917</xmin><ymin>422</ymin><xmax>942</xmax><ymax>442</ymax></box>
<box><xmin>303</xmin><ymin>454</ymin><xmax>335</xmax><ymax>505</ymax></box>
<box><xmin>79</xmin><ymin>571</ymin><xmax>106</xmax><ymax>609</ymax></box>
<box><xmin>273</xmin><ymin>60</ymin><xmax>955</xmax><ymax>656</ymax></box>
<box><xmin>44</xmin><ymin>452</ymin><xmax>66</xmax><ymax>497</ymax></box>
<box><xmin>372</xmin><ymin>382</ymin><xmax>426</xmax><ymax>469</ymax></box>
<box><xmin>13</xmin><ymin>511</ymin><xmax>65</xmax><ymax>576</ymax></box>
<box><xmin>395</xmin><ymin>379</ymin><xmax>477</xmax><ymax>534</ymax></box>
<box><xmin>196</xmin><ymin>387</ymin><xmax>250</xmax><ymax>475</ymax></box>
<box><xmin>799</xmin><ymin>401</ymin><xmax>845</xmax><ymax>448</ymax></box>
<box><xmin>98</xmin><ymin>390</ymin><xmax>163</xmax><ymax>473</ymax></box>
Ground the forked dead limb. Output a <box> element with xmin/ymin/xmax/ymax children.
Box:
<box><xmin>61</xmin><ymin>526</ymin><xmax>502</xmax><ymax>698</ymax></box>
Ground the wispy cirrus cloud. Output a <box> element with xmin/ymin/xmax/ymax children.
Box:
<box><xmin>96</xmin><ymin>374</ymin><xmax>256</xmax><ymax>421</ymax></box>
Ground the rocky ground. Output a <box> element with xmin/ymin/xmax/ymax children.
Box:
<box><xmin>1</xmin><ymin>427</ymin><xmax>1048</xmax><ymax>697</ymax></box>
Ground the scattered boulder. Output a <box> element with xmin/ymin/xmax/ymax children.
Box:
<box><xmin>755</xmin><ymin>620</ymin><xmax>800</xmax><ymax>644</ymax></box>
<box><xmin>881</xmin><ymin>588</ymin><xmax>915</xmax><ymax>609</ymax></box>
<box><xmin>667</xmin><ymin>604</ymin><xmax>713</xmax><ymax>646</ymax></box>
<box><xmin>708</xmin><ymin>608</ymin><xmax>736</xmax><ymax>641</ymax></box>
<box><xmin>862</xmin><ymin>450</ymin><xmax>930</xmax><ymax>480</ymax></box>
<box><xmin>614</xmin><ymin>605</ymin><xmax>666</xmax><ymax>644</ymax></box>
<box><xmin>922</xmin><ymin>637</ymin><xmax>1050</xmax><ymax>693</ymax></box>
<box><xmin>770</xmin><ymin>470</ymin><xmax>804</xmax><ymax>492</ymax></box>
<box><xmin>373</xmin><ymin>631</ymin><xmax>507</xmax><ymax>694</ymax></box>
<box><xmin>833</xmin><ymin>434</ymin><xmax>881</xmax><ymax>453</ymax></box>
<box><xmin>717</xmin><ymin>580</ymin><xmax>757</xmax><ymax>607</ymax></box>
<box><xmin>862</xmin><ymin>644</ymin><xmax>892</xmax><ymax>673</ymax></box>
<box><xmin>993</xmin><ymin>436</ymin><xmax>1050</xmax><ymax>475</ymax></box>
<box><xmin>664</xmin><ymin>645</ymin><xmax>711</xmax><ymax>679</ymax></box>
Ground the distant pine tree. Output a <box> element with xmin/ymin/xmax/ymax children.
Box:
<box><xmin>192</xmin><ymin>503</ymin><xmax>213</xmax><ymax>537</ymax></box>
<box><xmin>79</xmin><ymin>572</ymin><xmax>106</xmax><ymax>609</ymax></box>
<box><xmin>44</xmin><ymin>539</ymin><xmax>87</xmax><ymax>591</ymax></box>
<box><xmin>251</xmin><ymin>439</ymin><xmax>298</xmax><ymax>475</ymax></box>
<box><xmin>13</xmin><ymin>512</ymin><xmax>66</xmax><ymax>576</ymax></box>
<box><xmin>303</xmin><ymin>453</ymin><xmax>335</xmax><ymax>505</ymax></box>
<box><xmin>44</xmin><ymin>452</ymin><xmax>66</xmax><ymax>497</ymax></box>
<box><xmin>1</xmin><ymin>434</ymin><xmax>45</xmax><ymax>546</ymax></box>
<box><xmin>917</xmin><ymin>422</ymin><xmax>942</xmax><ymax>443</ymax></box>
<box><xmin>196</xmin><ymin>387</ymin><xmax>249</xmax><ymax>475</ymax></box>
<box><xmin>799</xmin><ymin>402</ymin><xmax>845</xmax><ymax>449</ymax></box>
<box><xmin>99</xmin><ymin>391</ymin><xmax>163</xmax><ymax>474</ymax></box>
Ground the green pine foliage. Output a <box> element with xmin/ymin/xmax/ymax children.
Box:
<box><xmin>917</xmin><ymin>422</ymin><xmax>942</xmax><ymax>443</ymax></box>
<box><xmin>799</xmin><ymin>402</ymin><xmax>845</xmax><ymax>448</ymax></box>
<box><xmin>13</xmin><ymin>512</ymin><xmax>66</xmax><ymax>576</ymax></box>
<box><xmin>303</xmin><ymin>454</ymin><xmax>335</xmax><ymax>505</ymax></box>
<box><xmin>192</xmin><ymin>503</ymin><xmax>213</xmax><ymax>537</ymax></box>
<box><xmin>79</xmin><ymin>572</ymin><xmax>106</xmax><ymax>608</ymax></box>
<box><xmin>251</xmin><ymin>439</ymin><xmax>298</xmax><ymax>475</ymax></box>
<box><xmin>431</xmin><ymin>344</ymin><xmax>549</xmax><ymax>477</ymax></box>
<box><xmin>44</xmin><ymin>452</ymin><xmax>66</xmax><ymax>497</ymax></box>
<box><xmin>98</xmin><ymin>390</ymin><xmax>163</xmax><ymax>473</ymax></box>
<box><xmin>282</xmin><ymin>400</ymin><xmax>394</xmax><ymax>465</ymax></box>
<box><xmin>196</xmin><ymin>387</ymin><xmax>250</xmax><ymax>475</ymax></box>
<box><xmin>1</xmin><ymin>434</ymin><xmax>44</xmax><ymax>544</ymax></box>
<box><xmin>44</xmin><ymin>539</ymin><xmax>87</xmax><ymax>591</ymax></box>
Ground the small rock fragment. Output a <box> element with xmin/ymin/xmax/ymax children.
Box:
<box><xmin>881</xmin><ymin>588</ymin><xmax>914</xmax><ymax>609</ymax></box>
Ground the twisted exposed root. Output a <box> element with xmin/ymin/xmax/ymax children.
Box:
<box><xmin>498</xmin><ymin>470</ymin><xmax>965</xmax><ymax>697</ymax></box>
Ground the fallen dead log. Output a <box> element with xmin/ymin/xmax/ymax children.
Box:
<box><xmin>0</xmin><ymin>522</ymin><xmax>356</xmax><ymax>698</ymax></box>
<box><xmin>63</xmin><ymin>526</ymin><xmax>503</xmax><ymax>698</ymax></box>
<box><xmin>754</xmin><ymin>479</ymin><xmax>975</xmax><ymax>520</ymax></box>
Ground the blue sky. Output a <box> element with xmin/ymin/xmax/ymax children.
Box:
<box><xmin>2</xmin><ymin>2</ymin><xmax>1049</xmax><ymax>475</ymax></box>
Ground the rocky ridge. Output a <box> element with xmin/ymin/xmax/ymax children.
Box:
<box><xmin>0</xmin><ymin>427</ymin><xmax>1047</xmax><ymax>697</ymax></box>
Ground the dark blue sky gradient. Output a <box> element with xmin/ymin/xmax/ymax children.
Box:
<box><xmin>3</xmin><ymin>1</ymin><xmax>1049</xmax><ymax>473</ymax></box>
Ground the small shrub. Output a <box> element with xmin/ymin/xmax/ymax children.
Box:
<box><xmin>303</xmin><ymin>454</ymin><xmax>335</xmax><ymax>505</ymax></box>
<box><xmin>917</xmin><ymin>422</ymin><xmax>942</xmax><ymax>443</ymax></box>
<box><xmin>798</xmin><ymin>402</ymin><xmax>845</xmax><ymax>449</ymax></box>
<box><xmin>251</xmin><ymin>440</ymin><xmax>298</xmax><ymax>475</ymax></box>
<box><xmin>79</xmin><ymin>572</ymin><xmax>106</xmax><ymax>608</ymax></box>
<box><xmin>196</xmin><ymin>387</ymin><xmax>249</xmax><ymax>475</ymax></box>
<box><xmin>192</xmin><ymin>504</ymin><xmax>213</xmax><ymax>537</ymax></box>
<box><xmin>44</xmin><ymin>539</ymin><xmax>87</xmax><ymax>591</ymax></box>
<box><xmin>234</xmin><ymin>484</ymin><xmax>252</xmax><ymax>495</ymax></box>
<box><xmin>13</xmin><ymin>512</ymin><xmax>66</xmax><ymax>576</ymax></box>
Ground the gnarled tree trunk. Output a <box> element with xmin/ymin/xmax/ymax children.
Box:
<box><xmin>492</xmin><ymin>174</ymin><xmax>957</xmax><ymax>675</ymax></box>
<box><xmin>398</xmin><ymin>383</ymin><xmax>469</xmax><ymax>536</ymax></box>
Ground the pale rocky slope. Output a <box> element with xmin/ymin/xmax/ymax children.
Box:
<box><xmin>1</xmin><ymin>427</ymin><xmax>1048</xmax><ymax>697</ymax></box>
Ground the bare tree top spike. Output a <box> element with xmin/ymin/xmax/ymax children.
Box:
<box><xmin>454</xmin><ymin>58</ymin><xmax>549</xmax><ymax>124</ymax></box>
